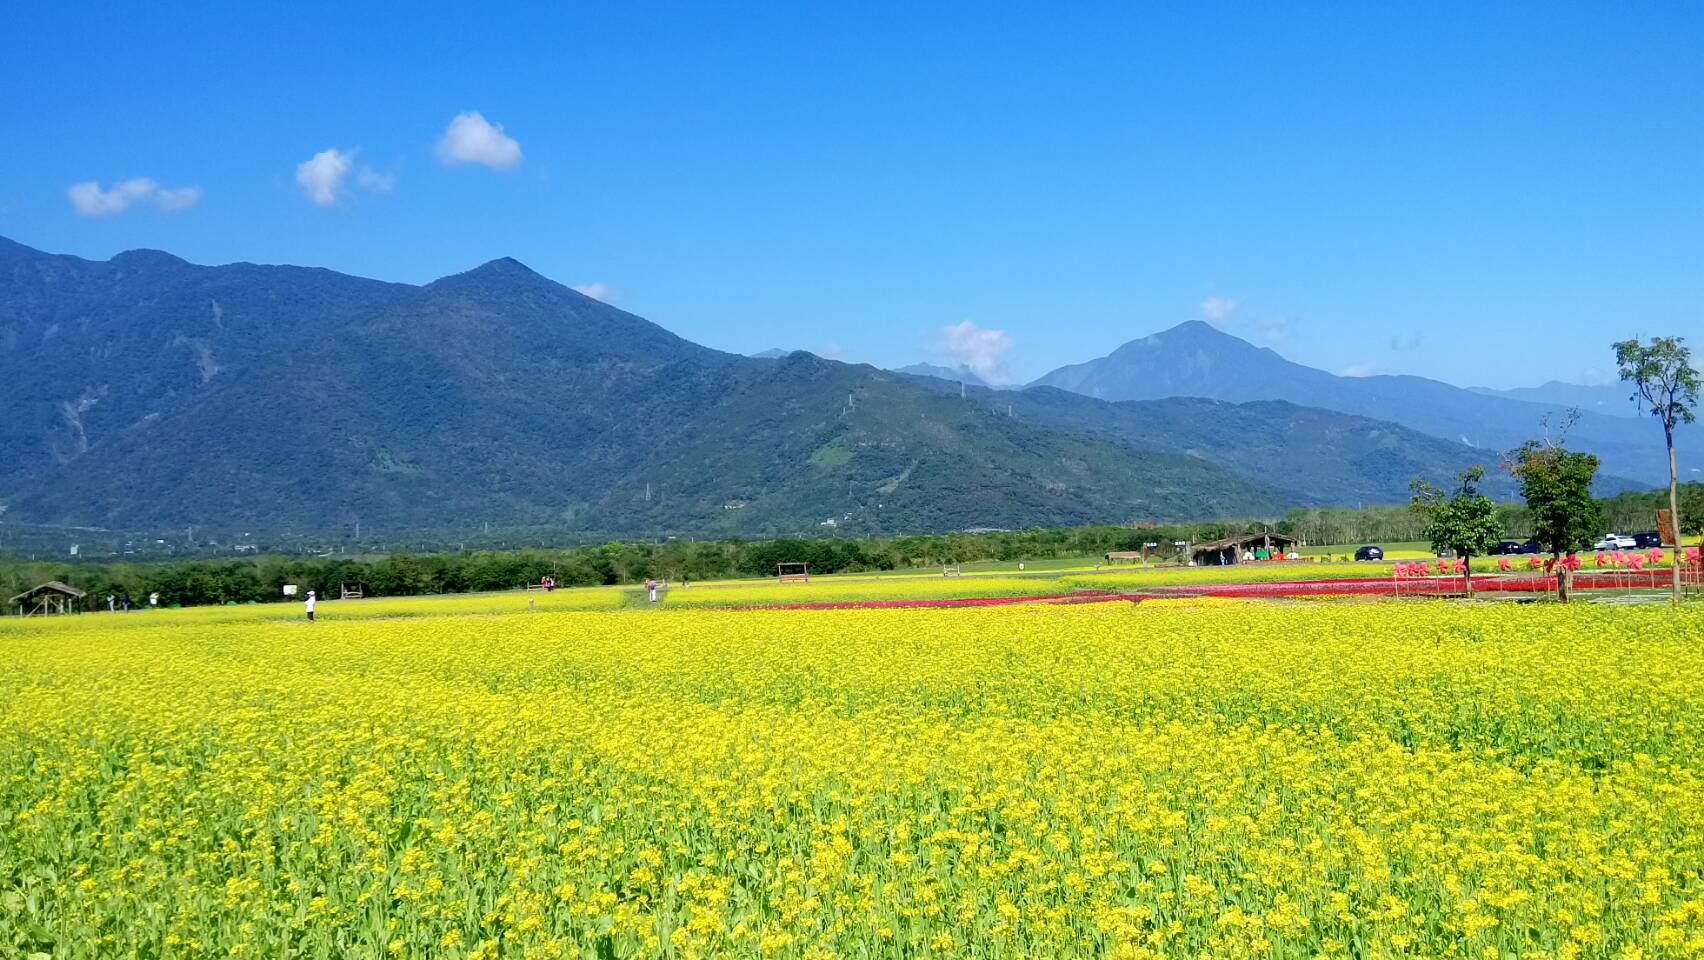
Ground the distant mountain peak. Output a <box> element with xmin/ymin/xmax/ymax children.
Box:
<box><xmin>1134</xmin><ymin>319</ymin><xmax>1267</xmax><ymax>353</ymax></box>
<box><xmin>1032</xmin><ymin>317</ymin><xmax>1685</xmax><ymax>483</ymax></box>
<box><xmin>109</xmin><ymin>248</ymin><xmax>189</xmax><ymax>269</ymax></box>
<box><xmin>464</xmin><ymin>256</ymin><xmax>542</xmax><ymax>279</ymax></box>
<box><xmin>425</xmin><ymin>255</ymin><xmax>548</xmax><ymax>287</ymax></box>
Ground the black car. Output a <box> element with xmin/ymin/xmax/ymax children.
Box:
<box><xmin>1631</xmin><ymin>531</ymin><xmax>1664</xmax><ymax>549</ymax></box>
<box><xmin>1491</xmin><ymin>540</ymin><xmax>1525</xmax><ymax>555</ymax></box>
<box><xmin>1354</xmin><ymin>545</ymin><xmax>1384</xmax><ymax>561</ymax></box>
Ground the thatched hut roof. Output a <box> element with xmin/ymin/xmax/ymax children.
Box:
<box><xmin>8</xmin><ymin>581</ymin><xmax>87</xmax><ymax>604</ymax></box>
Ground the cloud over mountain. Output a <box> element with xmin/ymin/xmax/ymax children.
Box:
<box><xmin>437</xmin><ymin>112</ymin><xmax>522</xmax><ymax>169</ymax></box>
<box><xmin>296</xmin><ymin>149</ymin><xmax>354</xmax><ymax>206</ymax></box>
<box><xmin>571</xmin><ymin>282</ymin><xmax>615</xmax><ymax>302</ymax></box>
<box><xmin>939</xmin><ymin>321</ymin><xmax>1012</xmax><ymax>382</ymax></box>
<box><xmin>68</xmin><ymin>178</ymin><xmax>200</xmax><ymax>216</ymax></box>
<box><xmin>1199</xmin><ymin>296</ymin><xmax>1238</xmax><ymax>325</ymax></box>
<box><xmin>296</xmin><ymin>148</ymin><xmax>396</xmax><ymax>206</ymax></box>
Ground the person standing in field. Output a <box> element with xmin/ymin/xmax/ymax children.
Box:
<box><xmin>646</xmin><ymin>578</ymin><xmax>658</xmax><ymax>603</ymax></box>
<box><xmin>305</xmin><ymin>590</ymin><xmax>316</xmax><ymax>622</ymax></box>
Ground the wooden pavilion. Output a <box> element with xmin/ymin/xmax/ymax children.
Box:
<box><xmin>10</xmin><ymin>581</ymin><xmax>87</xmax><ymax>617</ymax></box>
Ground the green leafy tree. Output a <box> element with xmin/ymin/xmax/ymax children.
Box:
<box><xmin>1507</xmin><ymin>428</ymin><xmax>1603</xmax><ymax>603</ymax></box>
<box><xmin>1410</xmin><ymin>466</ymin><xmax>1502</xmax><ymax>595</ymax></box>
<box><xmin>1684</xmin><ymin>484</ymin><xmax>1704</xmax><ymax>537</ymax></box>
<box><xmin>1614</xmin><ymin>336</ymin><xmax>1699</xmax><ymax>601</ymax></box>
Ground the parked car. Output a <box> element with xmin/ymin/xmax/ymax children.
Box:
<box><xmin>1354</xmin><ymin>545</ymin><xmax>1384</xmax><ymax>561</ymax></box>
<box><xmin>1631</xmin><ymin>531</ymin><xmax>1664</xmax><ymax>548</ymax></box>
<box><xmin>1594</xmin><ymin>534</ymin><xmax>1638</xmax><ymax>550</ymax></box>
<box><xmin>1516</xmin><ymin>539</ymin><xmax>1543</xmax><ymax>554</ymax></box>
<box><xmin>1491</xmin><ymin>540</ymin><xmax>1525</xmax><ymax>555</ymax></box>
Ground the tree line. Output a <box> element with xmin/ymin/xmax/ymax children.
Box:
<box><xmin>6</xmin><ymin>483</ymin><xmax>1696</xmax><ymax>611</ymax></box>
<box><xmin>0</xmin><ymin>521</ymin><xmax>1245</xmax><ymax>609</ymax></box>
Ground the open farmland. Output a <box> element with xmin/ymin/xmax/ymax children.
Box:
<box><xmin>3</xmin><ymin>598</ymin><xmax>1703</xmax><ymax>958</ymax></box>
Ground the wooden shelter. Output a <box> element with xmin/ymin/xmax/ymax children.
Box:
<box><xmin>1190</xmin><ymin>533</ymin><xmax>1300</xmax><ymax>567</ymax></box>
<box><xmin>10</xmin><ymin>581</ymin><xmax>86</xmax><ymax>617</ymax></box>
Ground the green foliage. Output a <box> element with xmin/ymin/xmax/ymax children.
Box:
<box><xmin>1614</xmin><ymin>336</ymin><xmax>1700</xmax><ymax>433</ymax></box>
<box><xmin>1508</xmin><ymin>442</ymin><xmax>1603</xmax><ymax>556</ymax></box>
<box><xmin>1598</xmin><ymin>482</ymin><xmax>1704</xmax><ymax>536</ymax></box>
<box><xmin>1410</xmin><ymin>466</ymin><xmax>1502</xmax><ymax>561</ymax></box>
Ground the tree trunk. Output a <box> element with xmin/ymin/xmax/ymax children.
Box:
<box><xmin>1668</xmin><ymin>423</ymin><xmax>1683</xmax><ymax>603</ymax></box>
<box><xmin>1463</xmin><ymin>551</ymin><xmax>1473</xmax><ymax>597</ymax></box>
<box><xmin>1557</xmin><ymin>561</ymin><xmax>1572</xmax><ymax>604</ymax></box>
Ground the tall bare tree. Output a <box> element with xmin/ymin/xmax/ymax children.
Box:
<box><xmin>1614</xmin><ymin>337</ymin><xmax>1699</xmax><ymax>601</ymax></box>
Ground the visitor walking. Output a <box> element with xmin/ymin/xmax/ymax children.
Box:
<box><xmin>305</xmin><ymin>590</ymin><xmax>316</xmax><ymax>622</ymax></box>
<box><xmin>646</xmin><ymin>578</ymin><xmax>658</xmax><ymax>603</ymax></box>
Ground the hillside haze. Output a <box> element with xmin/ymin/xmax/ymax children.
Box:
<box><xmin>1</xmin><ymin>238</ymin><xmax>1593</xmax><ymax>539</ymax></box>
<box><xmin>892</xmin><ymin>362</ymin><xmax>989</xmax><ymax>387</ymax></box>
<box><xmin>1033</xmin><ymin>320</ymin><xmax>1690</xmax><ymax>485</ymax></box>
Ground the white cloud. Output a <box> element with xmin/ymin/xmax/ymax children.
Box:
<box><xmin>571</xmin><ymin>282</ymin><xmax>615</xmax><ymax>302</ymax></box>
<box><xmin>153</xmin><ymin>186</ymin><xmax>202</xmax><ymax>211</ymax></box>
<box><xmin>357</xmin><ymin>167</ymin><xmax>397</xmax><ymax>193</ymax></box>
<box><xmin>436</xmin><ymin>112</ymin><xmax>522</xmax><ymax>169</ymax></box>
<box><xmin>68</xmin><ymin>178</ymin><xmax>200</xmax><ymax>216</ymax></box>
<box><xmin>1341</xmin><ymin>362</ymin><xmax>1378</xmax><ymax>378</ymax></box>
<box><xmin>296</xmin><ymin>148</ymin><xmax>354</xmax><ymax>206</ymax></box>
<box><xmin>1199</xmin><ymin>296</ymin><xmax>1238</xmax><ymax>326</ymax></box>
<box><xmin>938</xmin><ymin>320</ymin><xmax>1013</xmax><ymax>382</ymax></box>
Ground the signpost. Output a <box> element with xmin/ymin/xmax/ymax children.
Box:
<box><xmin>1657</xmin><ymin>509</ymin><xmax>1678</xmax><ymax>548</ymax></box>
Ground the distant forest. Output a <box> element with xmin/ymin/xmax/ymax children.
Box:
<box><xmin>5</xmin><ymin>485</ymin><xmax>1695</xmax><ymax>609</ymax></box>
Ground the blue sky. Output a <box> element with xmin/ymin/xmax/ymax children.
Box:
<box><xmin>3</xmin><ymin>2</ymin><xmax>1699</xmax><ymax>386</ymax></box>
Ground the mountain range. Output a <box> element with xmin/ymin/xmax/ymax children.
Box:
<box><xmin>1467</xmin><ymin>381</ymin><xmax>1642</xmax><ymax>418</ymax></box>
<box><xmin>1030</xmin><ymin>320</ymin><xmax>1691</xmax><ymax>485</ymax></box>
<box><xmin>0</xmin><ymin>237</ymin><xmax>1652</xmax><ymax>540</ymax></box>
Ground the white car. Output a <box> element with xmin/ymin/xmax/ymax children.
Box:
<box><xmin>1594</xmin><ymin>534</ymin><xmax>1637</xmax><ymax>550</ymax></box>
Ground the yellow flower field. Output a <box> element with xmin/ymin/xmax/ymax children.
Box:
<box><xmin>660</xmin><ymin>563</ymin><xmax>1407</xmax><ymax>607</ymax></box>
<box><xmin>3</xmin><ymin>601</ymin><xmax>1703</xmax><ymax>958</ymax></box>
